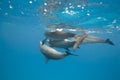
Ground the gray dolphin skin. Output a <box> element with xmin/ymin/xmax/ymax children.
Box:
<box><xmin>48</xmin><ymin>35</ymin><xmax>114</xmax><ymax>50</ymax></box>
<box><xmin>73</xmin><ymin>33</ymin><xmax>87</xmax><ymax>51</ymax></box>
<box><xmin>44</xmin><ymin>31</ymin><xmax>76</xmax><ymax>40</ymax></box>
<box><xmin>49</xmin><ymin>33</ymin><xmax>87</xmax><ymax>51</ymax></box>
<box><xmin>82</xmin><ymin>36</ymin><xmax>114</xmax><ymax>45</ymax></box>
<box><xmin>40</xmin><ymin>41</ymin><xmax>77</xmax><ymax>63</ymax></box>
<box><xmin>49</xmin><ymin>39</ymin><xmax>75</xmax><ymax>49</ymax></box>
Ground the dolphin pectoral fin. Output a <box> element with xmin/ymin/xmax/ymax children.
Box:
<box><xmin>42</xmin><ymin>38</ymin><xmax>48</xmax><ymax>45</ymax></box>
<box><xmin>73</xmin><ymin>33</ymin><xmax>87</xmax><ymax>51</ymax></box>
<box><xmin>73</xmin><ymin>42</ymin><xmax>79</xmax><ymax>51</ymax></box>
<box><xmin>45</xmin><ymin>58</ymin><xmax>49</xmax><ymax>64</ymax></box>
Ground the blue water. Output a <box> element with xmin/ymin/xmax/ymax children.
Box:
<box><xmin>0</xmin><ymin>0</ymin><xmax>120</xmax><ymax>80</ymax></box>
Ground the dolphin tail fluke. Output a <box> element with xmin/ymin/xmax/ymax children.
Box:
<box><xmin>106</xmin><ymin>39</ymin><xmax>114</xmax><ymax>45</ymax></box>
<box><xmin>65</xmin><ymin>51</ymin><xmax>78</xmax><ymax>56</ymax></box>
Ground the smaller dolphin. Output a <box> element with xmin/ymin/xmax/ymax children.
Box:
<box><xmin>48</xmin><ymin>33</ymin><xmax>87</xmax><ymax>51</ymax></box>
<box><xmin>40</xmin><ymin>41</ymin><xmax>77</xmax><ymax>63</ymax></box>
<box><xmin>48</xmin><ymin>35</ymin><xmax>114</xmax><ymax>50</ymax></box>
<box><xmin>44</xmin><ymin>31</ymin><xmax>76</xmax><ymax>40</ymax></box>
<box><xmin>49</xmin><ymin>39</ymin><xmax>75</xmax><ymax>50</ymax></box>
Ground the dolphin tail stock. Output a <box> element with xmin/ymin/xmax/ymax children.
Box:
<box><xmin>105</xmin><ymin>39</ymin><xmax>115</xmax><ymax>45</ymax></box>
<box><xmin>65</xmin><ymin>48</ymin><xmax>70</xmax><ymax>51</ymax></box>
<box><xmin>65</xmin><ymin>51</ymin><xmax>78</xmax><ymax>56</ymax></box>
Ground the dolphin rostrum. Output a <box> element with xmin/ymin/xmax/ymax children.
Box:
<box><xmin>40</xmin><ymin>41</ymin><xmax>77</xmax><ymax>63</ymax></box>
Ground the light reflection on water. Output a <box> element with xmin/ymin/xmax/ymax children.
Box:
<box><xmin>38</xmin><ymin>0</ymin><xmax>120</xmax><ymax>34</ymax></box>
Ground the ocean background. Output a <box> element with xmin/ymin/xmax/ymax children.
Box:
<box><xmin>0</xmin><ymin>0</ymin><xmax>120</xmax><ymax>80</ymax></box>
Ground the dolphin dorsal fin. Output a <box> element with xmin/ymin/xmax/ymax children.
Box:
<box><xmin>45</xmin><ymin>58</ymin><xmax>49</xmax><ymax>64</ymax></box>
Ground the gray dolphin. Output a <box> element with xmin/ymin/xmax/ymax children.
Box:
<box><xmin>48</xmin><ymin>33</ymin><xmax>87</xmax><ymax>51</ymax></box>
<box><xmin>40</xmin><ymin>41</ymin><xmax>77</xmax><ymax>63</ymax></box>
<box><xmin>49</xmin><ymin>39</ymin><xmax>75</xmax><ymax>50</ymax></box>
<box><xmin>48</xmin><ymin>35</ymin><xmax>114</xmax><ymax>50</ymax></box>
<box><xmin>44</xmin><ymin>31</ymin><xmax>76</xmax><ymax>40</ymax></box>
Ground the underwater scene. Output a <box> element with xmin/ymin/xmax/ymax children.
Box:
<box><xmin>0</xmin><ymin>0</ymin><xmax>120</xmax><ymax>80</ymax></box>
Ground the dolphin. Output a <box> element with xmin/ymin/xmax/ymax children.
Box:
<box><xmin>48</xmin><ymin>33</ymin><xmax>87</xmax><ymax>51</ymax></box>
<box><xmin>44</xmin><ymin>31</ymin><xmax>76</xmax><ymax>40</ymax></box>
<box><xmin>49</xmin><ymin>39</ymin><xmax>75</xmax><ymax>50</ymax></box>
<box><xmin>48</xmin><ymin>35</ymin><xmax>114</xmax><ymax>50</ymax></box>
<box><xmin>40</xmin><ymin>41</ymin><xmax>77</xmax><ymax>64</ymax></box>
